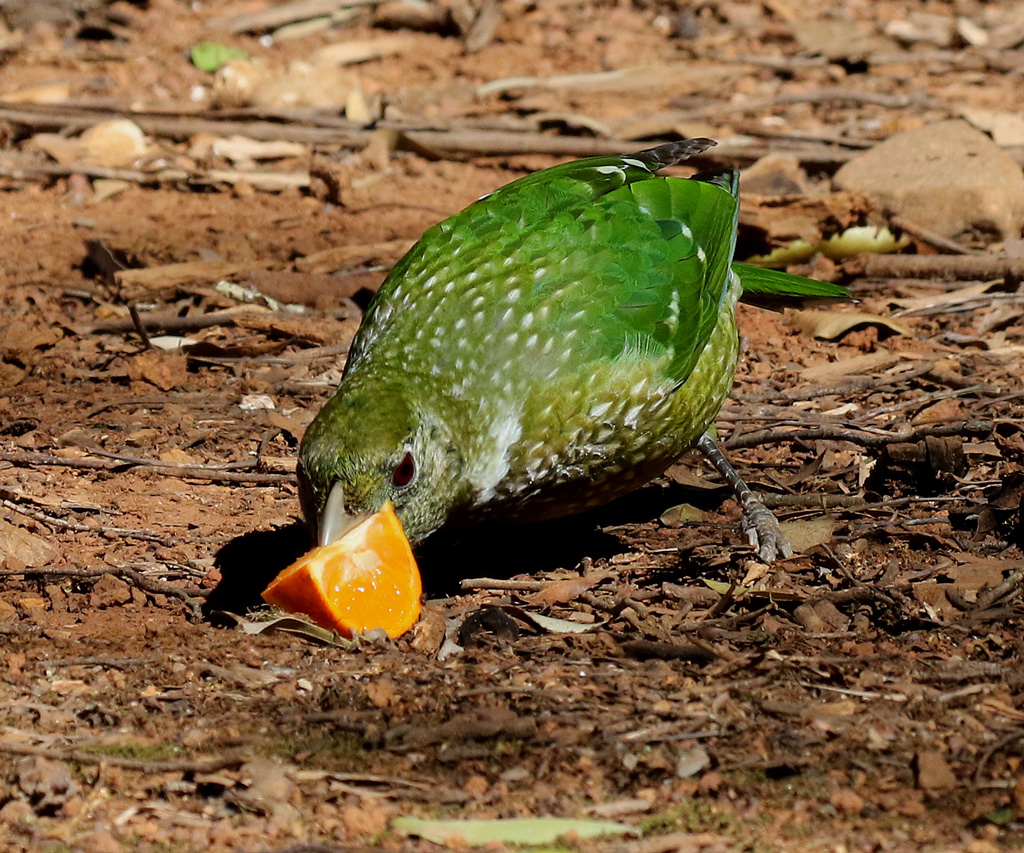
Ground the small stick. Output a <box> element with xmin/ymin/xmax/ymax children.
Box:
<box><xmin>460</xmin><ymin>578</ymin><xmax>546</xmax><ymax>592</ymax></box>
<box><xmin>0</xmin><ymin>741</ymin><xmax>243</xmax><ymax>774</ymax></box>
<box><xmin>860</xmin><ymin>254</ymin><xmax>1024</xmax><ymax>281</ymax></box>
<box><xmin>972</xmin><ymin>568</ymin><xmax>1024</xmax><ymax>613</ymax></box>
<box><xmin>892</xmin><ymin>291</ymin><xmax>1024</xmax><ymax>319</ymax></box>
<box><xmin>732</xmin><ymin>361</ymin><xmax>937</xmax><ymax>404</ymax></box>
<box><xmin>209</xmin><ymin>0</ymin><xmax>378</xmax><ymax>33</ymax></box>
<box><xmin>974</xmin><ymin>730</ymin><xmax>1024</xmax><ymax>787</ymax></box>
<box><xmin>723</xmin><ymin>420</ymin><xmax>992</xmax><ymax>451</ymax></box>
<box><xmin>0</xmin><ymin>104</ymin><xmax>862</xmax><ymax>166</ymax></box>
<box><xmin>0</xmin><ymin>565</ymin><xmax>208</xmax><ymax>602</ymax></box>
<box><xmin>87</xmin><ymin>307</ymin><xmax>274</xmax><ymax>334</ymax></box>
<box><xmin>0</xmin><ymin>450</ymin><xmax>292</xmax><ymax>484</ymax></box>
<box><xmin>0</xmin><ymin>159</ymin><xmax>310</xmax><ymax>189</ymax></box>
<box><xmin>127</xmin><ymin>304</ymin><xmax>151</xmax><ymax>348</ymax></box>
<box><xmin>852</xmin><ymin>385</ymin><xmax>991</xmax><ymax>423</ymax></box>
<box><xmin>1</xmin><ymin>497</ymin><xmax>210</xmax><ymax>548</ymax></box>
<box><xmin>87</xmin><ymin>447</ymin><xmax>257</xmax><ymax>470</ymax></box>
<box><xmin>889</xmin><ymin>215</ymin><xmax>983</xmax><ymax>256</ymax></box>
<box><xmin>620</xmin><ymin>639</ymin><xmax>718</xmax><ymax>664</ymax></box>
<box><xmin>36</xmin><ymin>656</ymin><xmax>161</xmax><ymax>668</ymax></box>
<box><xmin>760</xmin><ymin>494</ymin><xmax>866</xmax><ymax>509</ymax></box>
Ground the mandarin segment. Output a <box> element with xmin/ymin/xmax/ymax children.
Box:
<box><xmin>262</xmin><ymin>501</ymin><xmax>421</xmax><ymax>638</ymax></box>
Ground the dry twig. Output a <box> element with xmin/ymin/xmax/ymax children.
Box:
<box><xmin>861</xmin><ymin>254</ymin><xmax>1024</xmax><ymax>281</ymax></box>
<box><xmin>724</xmin><ymin>420</ymin><xmax>991</xmax><ymax>451</ymax></box>
<box><xmin>0</xmin><ymin>450</ymin><xmax>292</xmax><ymax>484</ymax></box>
<box><xmin>0</xmin><ymin>565</ymin><xmax>208</xmax><ymax>605</ymax></box>
<box><xmin>1</xmin><ymin>496</ymin><xmax>209</xmax><ymax>548</ymax></box>
<box><xmin>0</xmin><ymin>741</ymin><xmax>244</xmax><ymax>774</ymax></box>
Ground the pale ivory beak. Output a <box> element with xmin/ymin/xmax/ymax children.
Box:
<box><xmin>318</xmin><ymin>481</ymin><xmax>369</xmax><ymax>546</ymax></box>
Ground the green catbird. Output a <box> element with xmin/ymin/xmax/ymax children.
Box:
<box><xmin>298</xmin><ymin>139</ymin><xmax>846</xmax><ymax>561</ymax></box>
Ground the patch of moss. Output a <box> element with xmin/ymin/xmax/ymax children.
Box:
<box><xmin>264</xmin><ymin>732</ymin><xmax>364</xmax><ymax>766</ymax></box>
<box><xmin>721</xmin><ymin>767</ymin><xmax>829</xmax><ymax>808</ymax></box>
<box><xmin>79</xmin><ymin>742</ymin><xmax>183</xmax><ymax>762</ymax></box>
<box><xmin>639</xmin><ymin>799</ymin><xmax>737</xmax><ymax>836</ymax></box>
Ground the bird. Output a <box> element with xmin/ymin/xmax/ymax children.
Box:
<box><xmin>297</xmin><ymin>138</ymin><xmax>847</xmax><ymax>562</ymax></box>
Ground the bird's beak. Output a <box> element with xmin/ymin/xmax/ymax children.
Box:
<box><xmin>318</xmin><ymin>481</ymin><xmax>370</xmax><ymax>546</ymax></box>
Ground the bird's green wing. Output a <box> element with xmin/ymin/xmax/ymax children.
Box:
<box><xmin>599</xmin><ymin>172</ymin><xmax>739</xmax><ymax>383</ymax></box>
<box><xmin>733</xmin><ymin>263</ymin><xmax>849</xmax><ymax>300</ymax></box>
<box><xmin>352</xmin><ymin>150</ymin><xmax>743</xmax><ymax>392</ymax></box>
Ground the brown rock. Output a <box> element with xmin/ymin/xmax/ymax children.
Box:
<box><xmin>17</xmin><ymin>756</ymin><xmax>77</xmax><ymax>809</ymax></box>
<box><xmin>830</xmin><ymin>787</ymin><xmax>866</xmax><ymax>814</ymax></box>
<box><xmin>793</xmin><ymin>602</ymin><xmax>829</xmax><ymax>633</ymax></box>
<box><xmin>463</xmin><ymin>773</ymin><xmax>489</xmax><ymax>797</ymax></box>
<box><xmin>364</xmin><ymin>676</ymin><xmax>398</xmax><ymax>708</ymax></box>
<box><xmin>0</xmin><ymin>519</ymin><xmax>58</xmax><ymax>567</ymax></box>
<box><xmin>89</xmin><ymin>574</ymin><xmax>133</xmax><ymax>608</ymax></box>
<box><xmin>79</xmin><ymin>120</ymin><xmax>151</xmax><ymax>169</ymax></box>
<box><xmin>408</xmin><ymin>603</ymin><xmax>446</xmax><ymax>655</ymax></box>
<box><xmin>696</xmin><ymin>770</ymin><xmax>723</xmax><ymax>795</ymax></box>
<box><xmin>742</xmin><ymin>153</ymin><xmax>810</xmax><ymax>196</ymax></box>
<box><xmin>914</xmin><ymin>750</ymin><xmax>958</xmax><ymax>791</ymax></box>
<box><xmin>834</xmin><ymin>120</ymin><xmax>1024</xmax><ymax>240</ymax></box>
<box><xmin>83</xmin><ymin>829</ymin><xmax>122</xmax><ymax>853</ymax></box>
<box><xmin>0</xmin><ymin>799</ymin><xmax>33</xmax><ymax>826</ymax></box>
<box><xmin>61</xmin><ymin>794</ymin><xmax>84</xmax><ymax>818</ymax></box>
<box><xmin>340</xmin><ymin>802</ymin><xmax>388</xmax><ymax>838</ymax></box>
<box><xmin>126</xmin><ymin>350</ymin><xmax>188</xmax><ymax>392</ymax></box>
<box><xmin>235</xmin><ymin>759</ymin><xmax>294</xmax><ymax>814</ymax></box>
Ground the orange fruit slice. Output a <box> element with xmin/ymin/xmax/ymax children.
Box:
<box><xmin>262</xmin><ymin>501</ymin><xmax>421</xmax><ymax>638</ymax></box>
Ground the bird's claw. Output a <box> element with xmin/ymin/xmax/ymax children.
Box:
<box><xmin>742</xmin><ymin>503</ymin><xmax>794</xmax><ymax>563</ymax></box>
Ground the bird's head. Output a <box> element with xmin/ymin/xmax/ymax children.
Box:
<box><xmin>297</xmin><ymin>378</ymin><xmax>464</xmax><ymax>547</ymax></box>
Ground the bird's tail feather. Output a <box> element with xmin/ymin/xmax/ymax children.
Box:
<box><xmin>734</xmin><ymin>262</ymin><xmax>850</xmax><ymax>301</ymax></box>
<box><xmin>690</xmin><ymin>168</ymin><xmax>739</xmax><ymax>200</ymax></box>
<box><xmin>630</xmin><ymin>138</ymin><xmax>717</xmax><ymax>169</ymax></box>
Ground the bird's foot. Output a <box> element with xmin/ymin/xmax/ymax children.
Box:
<box><xmin>741</xmin><ymin>501</ymin><xmax>793</xmax><ymax>563</ymax></box>
<box><xmin>695</xmin><ymin>432</ymin><xmax>794</xmax><ymax>563</ymax></box>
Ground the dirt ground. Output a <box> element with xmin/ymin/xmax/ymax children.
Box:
<box><xmin>2</xmin><ymin>1</ymin><xmax>1024</xmax><ymax>851</ymax></box>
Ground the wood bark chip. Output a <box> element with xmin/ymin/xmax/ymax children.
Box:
<box><xmin>619</xmin><ymin>639</ymin><xmax>718</xmax><ymax>664</ymax></box>
<box><xmin>860</xmin><ymin>253</ymin><xmax>1024</xmax><ymax>280</ymax></box>
<box><xmin>1</xmin><ymin>6</ymin><xmax>1023</xmax><ymax>846</ymax></box>
<box><xmin>209</xmin><ymin>0</ymin><xmax>380</xmax><ymax>33</ymax></box>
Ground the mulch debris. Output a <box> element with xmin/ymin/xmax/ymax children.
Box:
<box><xmin>1</xmin><ymin>0</ymin><xmax>1023</xmax><ymax>850</ymax></box>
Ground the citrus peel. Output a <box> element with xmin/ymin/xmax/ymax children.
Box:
<box><xmin>262</xmin><ymin>501</ymin><xmax>421</xmax><ymax>638</ymax></box>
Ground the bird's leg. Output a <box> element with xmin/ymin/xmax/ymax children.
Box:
<box><xmin>695</xmin><ymin>432</ymin><xmax>793</xmax><ymax>562</ymax></box>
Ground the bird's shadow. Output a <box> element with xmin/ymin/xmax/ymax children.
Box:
<box><xmin>205</xmin><ymin>523</ymin><xmax>312</xmax><ymax>619</ymax></box>
<box><xmin>205</xmin><ymin>480</ymin><xmax>725</xmax><ymax>616</ymax></box>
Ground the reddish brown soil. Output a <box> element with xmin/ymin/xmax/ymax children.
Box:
<box><xmin>1</xmin><ymin>2</ymin><xmax>1023</xmax><ymax>852</ymax></box>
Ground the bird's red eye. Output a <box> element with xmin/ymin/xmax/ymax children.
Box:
<box><xmin>392</xmin><ymin>452</ymin><xmax>416</xmax><ymax>488</ymax></box>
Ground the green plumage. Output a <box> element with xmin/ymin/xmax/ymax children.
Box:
<box><xmin>298</xmin><ymin>139</ymin><xmax>847</xmax><ymax>546</ymax></box>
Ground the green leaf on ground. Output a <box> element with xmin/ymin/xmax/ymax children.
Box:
<box><xmin>392</xmin><ymin>816</ymin><xmax>637</xmax><ymax>846</ymax></box>
<box><xmin>191</xmin><ymin>41</ymin><xmax>248</xmax><ymax>73</ymax></box>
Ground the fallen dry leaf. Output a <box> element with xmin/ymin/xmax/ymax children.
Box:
<box><xmin>779</xmin><ymin>517</ymin><xmax>836</xmax><ymax>554</ymax></box>
<box><xmin>790</xmin><ymin>309</ymin><xmax>913</xmax><ymax>340</ymax></box>
<box><xmin>528</xmin><ymin>576</ymin><xmax>600</xmax><ymax>605</ymax></box>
